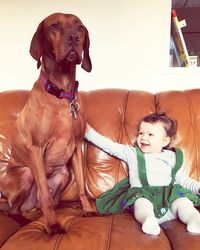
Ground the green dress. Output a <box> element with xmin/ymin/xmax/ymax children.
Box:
<box><xmin>96</xmin><ymin>147</ymin><xmax>200</xmax><ymax>218</ymax></box>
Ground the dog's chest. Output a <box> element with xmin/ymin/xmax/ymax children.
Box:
<box><xmin>30</xmin><ymin>93</ymin><xmax>78</xmax><ymax>125</ymax></box>
<box><xmin>19</xmin><ymin>95</ymin><xmax>83</xmax><ymax>145</ymax></box>
<box><xmin>39</xmin><ymin>107</ymin><xmax>82</xmax><ymax>139</ymax></box>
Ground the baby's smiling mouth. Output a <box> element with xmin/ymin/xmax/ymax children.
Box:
<box><xmin>140</xmin><ymin>142</ymin><xmax>150</xmax><ymax>147</ymax></box>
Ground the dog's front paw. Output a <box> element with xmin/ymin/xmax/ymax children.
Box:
<box><xmin>45</xmin><ymin>223</ymin><xmax>65</xmax><ymax>235</ymax></box>
<box><xmin>81</xmin><ymin>199</ymin><xmax>97</xmax><ymax>216</ymax></box>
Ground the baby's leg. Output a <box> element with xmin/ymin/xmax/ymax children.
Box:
<box><xmin>171</xmin><ymin>197</ymin><xmax>200</xmax><ymax>233</ymax></box>
<box><xmin>134</xmin><ymin>197</ymin><xmax>160</xmax><ymax>235</ymax></box>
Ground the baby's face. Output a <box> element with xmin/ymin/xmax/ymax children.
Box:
<box><xmin>136</xmin><ymin>121</ymin><xmax>170</xmax><ymax>153</ymax></box>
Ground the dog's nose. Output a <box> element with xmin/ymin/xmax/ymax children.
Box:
<box><xmin>66</xmin><ymin>32</ymin><xmax>80</xmax><ymax>46</ymax></box>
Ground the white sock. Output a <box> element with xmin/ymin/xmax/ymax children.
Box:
<box><xmin>171</xmin><ymin>198</ymin><xmax>200</xmax><ymax>234</ymax></box>
<box><xmin>142</xmin><ymin>217</ymin><xmax>160</xmax><ymax>236</ymax></box>
<box><xmin>187</xmin><ymin>214</ymin><xmax>200</xmax><ymax>233</ymax></box>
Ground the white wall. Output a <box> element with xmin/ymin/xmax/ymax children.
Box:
<box><xmin>0</xmin><ymin>0</ymin><xmax>200</xmax><ymax>93</ymax></box>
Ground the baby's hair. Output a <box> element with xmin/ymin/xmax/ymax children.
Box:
<box><xmin>140</xmin><ymin>113</ymin><xmax>177</xmax><ymax>148</ymax></box>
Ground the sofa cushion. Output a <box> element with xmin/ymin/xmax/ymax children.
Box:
<box><xmin>1</xmin><ymin>89</ymin><xmax>200</xmax><ymax>249</ymax></box>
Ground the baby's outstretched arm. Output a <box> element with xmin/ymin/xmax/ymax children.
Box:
<box><xmin>175</xmin><ymin>167</ymin><xmax>200</xmax><ymax>194</ymax></box>
<box><xmin>85</xmin><ymin>123</ymin><xmax>129</xmax><ymax>162</ymax></box>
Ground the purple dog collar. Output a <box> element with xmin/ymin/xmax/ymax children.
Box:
<box><xmin>39</xmin><ymin>70</ymin><xmax>79</xmax><ymax>100</ymax></box>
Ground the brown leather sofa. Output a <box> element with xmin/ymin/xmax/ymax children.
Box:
<box><xmin>0</xmin><ymin>88</ymin><xmax>200</xmax><ymax>250</ymax></box>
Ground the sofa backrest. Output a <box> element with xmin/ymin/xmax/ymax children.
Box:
<box><xmin>80</xmin><ymin>89</ymin><xmax>200</xmax><ymax>199</ymax></box>
<box><xmin>0</xmin><ymin>89</ymin><xmax>200</xmax><ymax>202</ymax></box>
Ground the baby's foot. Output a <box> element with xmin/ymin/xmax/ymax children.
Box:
<box><xmin>187</xmin><ymin>214</ymin><xmax>200</xmax><ymax>233</ymax></box>
<box><xmin>142</xmin><ymin>217</ymin><xmax>160</xmax><ymax>235</ymax></box>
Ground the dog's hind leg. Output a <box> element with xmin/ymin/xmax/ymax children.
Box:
<box><xmin>0</xmin><ymin>166</ymin><xmax>33</xmax><ymax>213</ymax></box>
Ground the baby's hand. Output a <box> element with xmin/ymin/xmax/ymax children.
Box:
<box><xmin>86</xmin><ymin>123</ymin><xmax>92</xmax><ymax>134</ymax></box>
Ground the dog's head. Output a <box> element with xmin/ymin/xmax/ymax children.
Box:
<box><xmin>30</xmin><ymin>13</ymin><xmax>92</xmax><ymax>72</ymax></box>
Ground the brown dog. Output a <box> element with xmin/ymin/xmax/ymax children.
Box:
<box><xmin>0</xmin><ymin>13</ymin><xmax>94</xmax><ymax>235</ymax></box>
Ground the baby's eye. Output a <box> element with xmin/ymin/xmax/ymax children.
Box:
<box><xmin>149</xmin><ymin>133</ymin><xmax>154</xmax><ymax>136</ymax></box>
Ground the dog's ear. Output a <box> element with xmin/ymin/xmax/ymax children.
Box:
<box><xmin>29</xmin><ymin>21</ymin><xmax>44</xmax><ymax>69</ymax></box>
<box><xmin>81</xmin><ymin>27</ymin><xmax>92</xmax><ymax>72</ymax></box>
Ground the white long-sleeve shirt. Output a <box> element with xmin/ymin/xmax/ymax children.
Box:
<box><xmin>85</xmin><ymin>128</ymin><xmax>200</xmax><ymax>194</ymax></box>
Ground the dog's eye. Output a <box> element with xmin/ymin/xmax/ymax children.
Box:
<box><xmin>77</xmin><ymin>25</ymin><xmax>84</xmax><ymax>32</ymax></box>
<box><xmin>50</xmin><ymin>23</ymin><xmax>62</xmax><ymax>31</ymax></box>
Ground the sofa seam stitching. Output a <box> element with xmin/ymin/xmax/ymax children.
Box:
<box><xmin>53</xmin><ymin>215</ymin><xmax>78</xmax><ymax>250</ymax></box>
<box><xmin>116</xmin><ymin>90</ymin><xmax>129</xmax><ymax>182</ymax></box>
<box><xmin>184</xmin><ymin>90</ymin><xmax>199</xmax><ymax>179</ymax></box>
<box><xmin>104</xmin><ymin>214</ymin><xmax>114</xmax><ymax>250</ymax></box>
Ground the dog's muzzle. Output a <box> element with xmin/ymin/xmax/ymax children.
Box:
<box><xmin>66</xmin><ymin>51</ymin><xmax>79</xmax><ymax>62</ymax></box>
<box><xmin>64</xmin><ymin>31</ymin><xmax>81</xmax><ymax>63</ymax></box>
<box><xmin>55</xmin><ymin>32</ymin><xmax>82</xmax><ymax>64</ymax></box>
